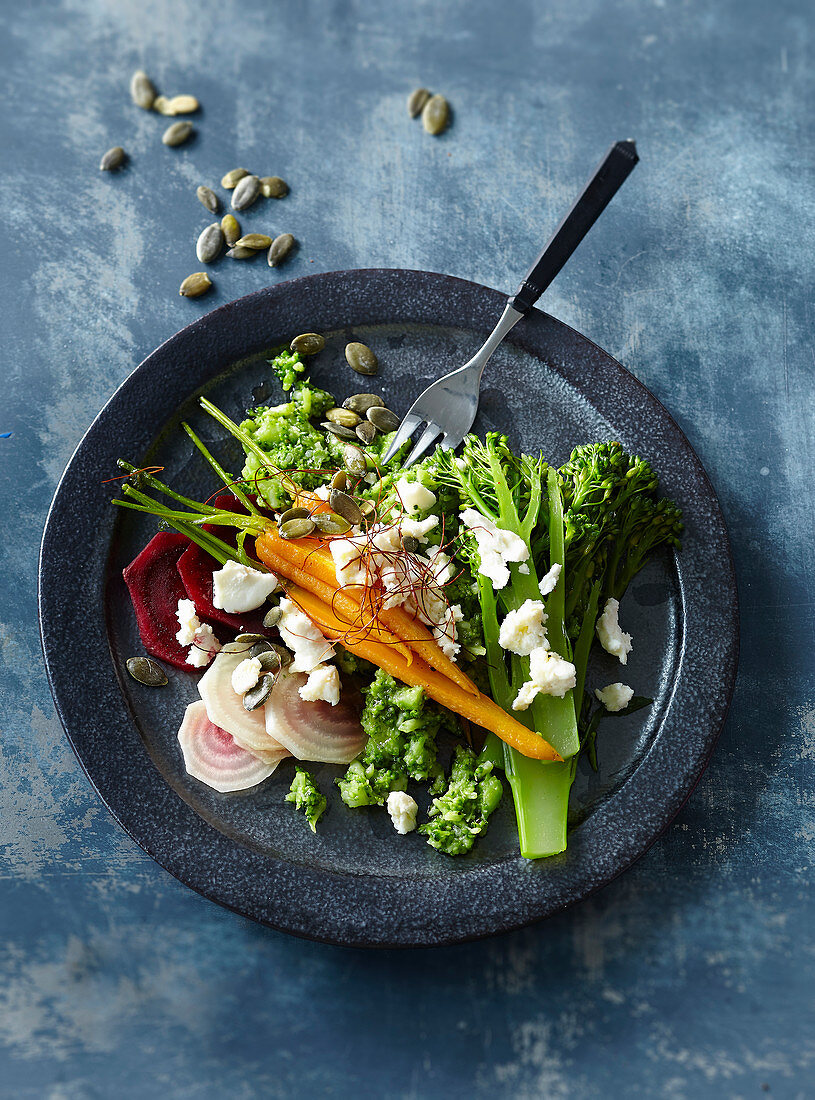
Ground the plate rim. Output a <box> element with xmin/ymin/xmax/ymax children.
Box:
<box><xmin>38</xmin><ymin>268</ymin><xmax>739</xmax><ymax>948</ymax></box>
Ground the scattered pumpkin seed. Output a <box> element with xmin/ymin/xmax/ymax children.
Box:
<box><xmin>196</xmin><ymin>223</ymin><xmax>224</xmax><ymax>263</ymax></box>
<box><xmin>197</xmin><ymin>185</ymin><xmax>220</xmax><ymax>213</ymax></box>
<box><xmin>329</xmin><ymin>489</ymin><xmax>363</xmax><ymax>525</ymax></box>
<box><xmin>235</xmin><ymin>633</ymin><xmax>267</xmax><ymax>645</ymax></box>
<box><xmin>262</xmin><ymin>605</ymin><xmax>282</xmax><ymax>629</ymax></box>
<box><xmin>345</xmin><ymin>342</ymin><xmax>378</xmax><ymax>376</ymax></box>
<box><xmin>256</xmin><ymin>649</ymin><xmax>283</xmax><ymax>672</ymax></box>
<box><xmin>260</xmin><ymin>176</ymin><xmax>289</xmax><ymax>198</ymax></box>
<box><xmin>343</xmin><ymin>393</ymin><xmax>384</xmax><ymax>414</ymax></box>
<box><xmin>267</xmin><ymin>233</ymin><xmax>296</xmax><ymax>267</ymax></box>
<box><xmin>401</xmin><ymin>535</ymin><xmax>420</xmax><ymax>554</ymax></box>
<box><xmin>225</xmin><ymin>245</ymin><xmax>256</xmax><ymax>260</ymax></box>
<box><xmin>243</xmin><ymin>673</ymin><xmax>274</xmax><ymax>711</ymax></box>
<box><xmin>359</xmin><ymin>499</ymin><xmax>377</xmax><ymax>519</ymax></box>
<box><xmin>313</xmin><ymin>511</ymin><xmax>352</xmax><ymax>535</ymax></box>
<box><xmin>221</xmin><ymin>214</ymin><xmax>241</xmax><ymax>246</ymax></box>
<box><xmin>325</xmin><ymin>407</ymin><xmax>361</xmax><ymax>428</ymax></box>
<box><xmin>164</xmin><ymin>94</ymin><xmax>199</xmax><ymax>115</ymax></box>
<box><xmin>407</xmin><ymin>87</ymin><xmax>431</xmax><ymax>117</ymax></box>
<box><xmin>355</xmin><ymin>421</ymin><xmax>377</xmax><ymax>445</ymax></box>
<box><xmin>367</xmin><ymin>406</ymin><xmax>400</xmax><ymax>433</ymax></box>
<box><xmin>100</xmin><ymin>146</ymin><xmax>126</xmax><ymax>171</ymax></box>
<box><xmin>422</xmin><ymin>94</ymin><xmax>450</xmax><ymax>135</ymax></box>
<box><xmin>343</xmin><ymin>443</ymin><xmax>368</xmax><ymax>477</ymax></box>
<box><xmin>152</xmin><ymin>95</ymin><xmax>173</xmax><ymax>115</ymax></box>
<box><xmin>249</xmin><ymin>640</ymin><xmax>275</xmax><ymax>658</ymax></box>
<box><xmin>222</xmin><ymin>640</ymin><xmax>252</xmax><ymax>654</ymax></box>
<box><xmin>235</xmin><ymin>233</ymin><xmax>272</xmax><ymax>250</ymax></box>
<box><xmin>278</xmin><ymin>506</ymin><xmax>311</xmax><ymax>525</ymax></box>
<box><xmin>130</xmin><ymin>70</ymin><xmax>157</xmax><ymax>110</ymax></box>
<box><xmin>179</xmin><ymin>271</ymin><xmax>212</xmax><ymax>297</ymax></box>
<box><xmin>280</xmin><ymin>516</ymin><xmax>316</xmax><ymax>539</ymax></box>
<box><xmin>231</xmin><ymin>174</ymin><xmax>261</xmax><ymax>210</ymax></box>
<box><xmin>162</xmin><ymin>121</ymin><xmax>194</xmax><ymax>146</ymax></box>
<box><xmin>221</xmin><ymin>168</ymin><xmax>249</xmax><ymax>189</ymax></box>
<box><xmin>269</xmin><ymin>643</ymin><xmax>293</xmax><ymax>666</ymax></box>
<box><xmin>126</xmin><ymin>655</ymin><xmax>168</xmax><ymax>686</ymax></box>
<box><xmin>322</xmin><ymin>421</ymin><xmax>358</xmax><ymax>441</ymax></box>
<box><xmin>290</xmin><ymin>332</ymin><xmax>325</xmax><ymax>356</ymax></box>
<box><xmin>331</xmin><ymin>470</ymin><xmax>348</xmax><ymax>491</ymax></box>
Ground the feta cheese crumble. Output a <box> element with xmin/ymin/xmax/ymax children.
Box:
<box><xmin>596</xmin><ymin>598</ymin><xmax>633</xmax><ymax>664</ymax></box>
<box><xmin>175</xmin><ymin>598</ymin><xmax>220</xmax><ymax>667</ymax></box>
<box><xmin>211</xmin><ymin>559</ymin><xmax>279</xmax><ymax>614</ymax></box>
<box><xmin>595</xmin><ymin>682</ymin><xmax>634</xmax><ymax>712</ymax></box>
<box><xmin>231</xmin><ymin>656</ymin><xmax>262</xmax><ymax>695</ymax></box>
<box><xmin>513</xmin><ymin>648</ymin><xmax>576</xmax><ymax>709</ymax></box>
<box><xmin>298</xmin><ymin>663</ymin><xmax>341</xmax><ymax>705</ymax></box>
<box><xmin>498</xmin><ymin>600</ymin><xmax>549</xmax><ymax>656</ymax></box>
<box><xmin>278</xmin><ymin>598</ymin><xmax>335</xmax><ymax>673</ymax></box>
<box><xmin>399</xmin><ymin>515</ymin><xmax>439</xmax><ymax>543</ymax></box>
<box><xmin>459</xmin><ymin>508</ymin><xmax>529</xmax><ymax>590</ymax></box>
<box><xmin>386</xmin><ymin>790</ymin><xmax>419</xmax><ymax>834</ymax></box>
<box><xmin>396</xmin><ymin>477</ymin><xmax>437</xmax><ymax>514</ymax></box>
<box><xmin>538</xmin><ymin>562</ymin><xmax>562</xmax><ymax>597</ymax></box>
<box><xmin>175</xmin><ymin>598</ymin><xmax>201</xmax><ymax>646</ymax></box>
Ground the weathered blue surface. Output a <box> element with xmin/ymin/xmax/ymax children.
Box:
<box><xmin>1</xmin><ymin>0</ymin><xmax>812</xmax><ymax>1095</ymax></box>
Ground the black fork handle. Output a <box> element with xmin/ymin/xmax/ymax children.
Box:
<box><xmin>508</xmin><ymin>140</ymin><xmax>639</xmax><ymax>315</ymax></box>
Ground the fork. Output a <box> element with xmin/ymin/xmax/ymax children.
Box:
<box><xmin>383</xmin><ymin>139</ymin><xmax>640</xmax><ymax>467</ymax></box>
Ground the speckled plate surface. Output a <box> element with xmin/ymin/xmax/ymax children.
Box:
<box><xmin>39</xmin><ymin>269</ymin><xmax>738</xmax><ymax>948</ymax></box>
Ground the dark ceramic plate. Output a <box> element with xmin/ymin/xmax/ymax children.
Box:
<box><xmin>39</xmin><ymin>269</ymin><xmax>738</xmax><ymax>948</ymax></box>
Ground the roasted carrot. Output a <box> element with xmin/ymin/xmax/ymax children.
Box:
<box><xmin>255</xmin><ymin>526</ymin><xmax>479</xmax><ymax>696</ymax></box>
<box><xmin>285</xmin><ymin>581</ymin><xmax>562</xmax><ymax>763</ymax></box>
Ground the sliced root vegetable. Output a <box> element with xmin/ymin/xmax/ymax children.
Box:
<box><xmin>123</xmin><ymin>531</ymin><xmax>195</xmax><ymax>670</ymax></box>
<box><xmin>198</xmin><ymin>648</ymin><xmax>287</xmax><ymax>753</ymax></box>
<box><xmin>265</xmin><ymin>672</ymin><xmax>366</xmax><ymax>764</ymax></box>
<box><xmin>177</xmin><ymin>700</ymin><xmax>283</xmax><ymax>792</ymax></box>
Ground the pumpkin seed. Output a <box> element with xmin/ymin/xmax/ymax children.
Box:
<box><xmin>290</xmin><ymin>332</ymin><xmax>325</xmax><ymax>356</ymax></box>
<box><xmin>221</xmin><ymin>214</ymin><xmax>241</xmax><ymax>246</ymax></box>
<box><xmin>162</xmin><ymin>121</ymin><xmax>194</xmax><ymax>146</ymax></box>
<box><xmin>222</xmin><ymin>640</ymin><xmax>252</xmax><ymax>654</ymax></box>
<box><xmin>249</xmin><ymin>640</ymin><xmax>275</xmax><ymax>658</ymax></box>
<box><xmin>221</xmin><ymin>168</ymin><xmax>249</xmax><ymax>189</ymax></box>
<box><xmin>367</xmin><ymin>406</ymin><xmax>400</xmax><ymax>433</ymax></box>
<box><xmin>325</xmin><ymin>407</ymin><xmax>361</xmax><ymax>428</ymax></box>
<box><xmin>196</xmin><ymin>223</ymin><xmax>224</xmax><ymax>263</ymax></box>
<box><xmin>260</xmin><ymin>176</ymin><xmax>289</xmax><ymax>198</ymax></box>
<box><xmin>343</xmin><ymin>393</ymin><xmax>384</xmax><ymax>415</ymax></box>
<box><xmin>130</xmin><ymin>70</ymin><xmax>157</xmax><ymax>110</ymax></box>
<box><xmin>179</xmin><ymin>271</ymin><xmax>212</xmax><ymax>297</ymax></box>
<box><xmin>267</xmin><ymin>233</ymin><xmax>296</xmax><ymax>267</ymax></box>
<box><xmin>280</xmin><ymin>516</ymin><xmax>316</xmax><ymax>539</ymax></box>
<box><xmin>256</xmin><ymin>649</ymin><xmax>282</xmax><ymax>671</ymax></box>
<box><xmin>235</xmin><ymin>233</ymin><xmax>272</xmax><ymax>250</ymax></box>
<box><xmin>197</xmin><ymin>185</ymin><xmax>220</xmax><ymax>213</ymax></box>
<box><xmin>407</xmin><ymin>87</ymin><xmax>431</xmax><ymax>117</ymax></box>
<box><xmin>329</xmin><ymin>489</ymin><xmax>363</xmax><ymax>525</ymax></box>
<box><xmin>243</xmin><ymin>673</ymin><xmax>275</xmax><ymax>711</ymax></box>
<box><xmin>100</xmin><ymin>146</ymin><xmax>125</xmax><ymax>171</ymax></box>
<box><xmin>235</xmin><ymin>633</ymin><xmax>267</xmax><ymax>645</ymax></box>
<box><xmin>226</xmin><ymin>245</ymin><xmax>256</xmax><ymax>260</ymax></box>
<box><xmin>279</xmin><ymin>506</ymin><xmax>311</xmax><ymax>525</ymax></box>
<box><xmin>331</xmin><ymin>470</ymin><xmax>348</xmax><ymax>491</ymax></box>
<box><xmin>343</xmin><ymin>443</ymin><xmax>368</xmax><ymax>477</ymax></box>
<box><xmin>164</xmin><ymin>94</ymin><xmax>199</xmax><ymax>115</ymax></box>
<box><xmin>231</xmin><ymin>174</ymin><xmax>261</xmax><ymax>210</ymax></box>
<box><xmin>422</xmin><ymin>94</ymin><xmax>450</xmax><ymax>135</ymax></box>
<box><xmin>313</xmin><ymin>511</ymin><xmax>352</xmax><ymax>535</ymax></box>
<box><xmin>126</xmin><ymin>655</ymin><xmax>168</xmax><ymax>686</ymax></box>
<box><xmin>401</xmin><ymin>535</ymin><xmax>420</xmax><ymax>554</ymax></box>
<box><xmin>359</xmin><ymin>499</ymin><xmax>377</xmax><ymax>519</ymax></box>
<box><xmin>322</xmin><ymin>421</ymin><xmax>358</xmax><ymax>441</ymax></box>
<box><xmin>355</xmin><ymin>421</ymin><xmax>377</xmax><ymax>445</ymax></box>
<box><xmin>345</xmin><ymin>342</ymin><xmax>378</xmax><ymax>376</ymax></box>
<box><xmin>153</xmin><ymin>95</ymin><xmax>173</xmax><ymax>115</ymax></box>
<box><xmin>262</xmin><ymin>605</ymin><xmax>282</xmax><ymax>629</ymax></box>
<box><xmin>269</xmin><ymin>643</ymin><xmax>292</xmax><ymax>666</ymax></box>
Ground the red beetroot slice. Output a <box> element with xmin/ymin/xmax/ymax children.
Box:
<box><xmin>123</xmin><ymin>531</ymin><xmax>196</xmax><ymax>670</ymax></box>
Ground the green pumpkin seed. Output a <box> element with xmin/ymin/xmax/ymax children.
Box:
<box><xmin>290</xmin><ymin>332</ymin><xmax>325</xmax><ymax>356</ymax></box>
<box><xmin>325</xmin><ymin>407</ymin><xmax>361</xmax><ymax>428</ymax></box>
<box><xmin>267</xmin><ymin>233</ymin><xmax>296</xmax><ymax>267</ymax></box>
<box><xmin>407</xmin><ymin>88</ymin><xmax>431</xmax><ymax>117</ymax></box>
<box><xmin>221</xmin><ymin>214</ymin><xmax>241</xmax><ymax>246</ymax></box>
<box><xmin>359</xmin><ymin>499</ymin><xmax>377</xmax><ymax>519</ymax></box>
<box><xmin>260</xmin><ymin>176</ymin><xmax>289</xmax><ymax>199</ymax></box>
<box><xmin>345</xmin><ymin>342</ymin><xmax>378</xmax><ymax>376</ymax></box>
<box><xmin>422</xmin><ymin>94</ymin><xmax>450</xmax><ymax>135</ymax></box>
<box><xmin>197</xmin><ymin>185</ymin><xmax>220</xmax><ymax>213</ymax></box>
<box><xmin>100</xmin><ymin>146</ymin><xmax>125</xmax><ymax>171</ymax></box>
<box><xmin>231</xmin><ymin>174</ymin><xmax>261</xmax><ymax>210</ymax></box>
<box><xmin>222</xmin><ymin>640</ymin><xmax>252</xmax><ymax>654</ymax></box>
<box><xmin>249</xmin><ymin>640</ymin><xmax>275</xmax><ymax>658</ymax></box>
<box><xmin>152</xmin><ymin>95</ymin><xmax>172</xmax><ymax>115</ymax></box>
<box><xmin>179</xmin><ymin>271</ymin><xmax>212</xmax><ymax>297</ymax></box>
<box><xmin>355</xmin><ymin>421</ymin><xmax>377</xmax><ymax>445</ymax></box>
<box><xmin>401</xmin><ymin>535</ymin><xmax>420</xmax><ymax>554</ymax></box>
<box><xmin>235</xmin><ymin>233</ymin><xmax>272</xmax><ymax>250</ymax></box>
<box><xmin>226</xmin><ymin>245</ymin><xmax>256</xmax><ymax>259</ymax></box>
<box><xmin>367</xmin><ymin>406</ymin><xmax>400</xmax><ymax>433</ymax></box>
<box><xmin>262</xmin><ymin>605</ymin><xmax>282</xmax><ymax>629</ymax></box>
<box><xmin>329</xmin><ymin>489</ymin><xmax>363</xmax><ymax>525</ymax></box>
<box><xmin>221</xmin><ymin>168</ymin><xmax>249</xmax><ymax>189</ymax></box>
<box><xmin>196</xmin><ymin>223</ymin><xmax>224</xmax><ymax>263</ymax></box>
<box><xmin>126</xmin><ymin>655</ymin><xmax>168</xmax><ymax>686</ymax></box>
<box><xmin>162</xmin><ymin>121</ymin><xmax>194</xmax><ymax>146</ymax></box>
<box><xmin>278</xmin><ymin>506</ymin><xmax>311</xmax><ymax>525</ymax></box>
<box><xmin>331</xmin><ymin>470</ymin><xmax>348</xmax><ymax>491</ymax></box>
<box><xmin>130</xmin><ymin>70</ymin><xmax>157</xmax><ymax>110</ymax></box>
<box><xmin>322</xmin><ymin>421</ymin><xmax>358</xmax><ymax>441</ymax></box>
<box><xmin>235</xmin><ymin>633</ymin><xmax>267</xmax><ymax>645</ymax></box>
<box><xmin>343</xmin><ymin>393</ymin><xmax>385</xmax><ymax>414</ymax></box>
<box><xmin>243</xmin><ymin>673</ymin><xmax>275</xmax><ymax>711</ymax></box>
<box><xmin>164</xmin><ymin>94</ymin><xmax>199</xmax><ymax>115</ymax></box>
<box><xmin>280</xmin><ymin>516</ymin><xmax>316</xmax><ymax>539</ymax></box>
<box><xmin>256</xmin><ymin>649</ymin><xmax>283</xmax><ymax>672</ymax></box>
<box><xmin>343</xmin><ymin>443</ymin><xmax>368</xmax><ymax>477</ymax></box>
<box><xmin>313</xmin><ymin>511</ymin><xmax>352</xmax><ymax>535</ymax></box>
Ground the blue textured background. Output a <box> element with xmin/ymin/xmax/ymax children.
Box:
<box><xmin>2</xmin><ymin>0</ymin><xmax>812</xmax><ymax>1095</ymax></box>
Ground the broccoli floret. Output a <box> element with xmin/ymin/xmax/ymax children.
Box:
<box><xmin>286</xmin><ymin>767</ymin><xmax>327</xmax><ymax>832</ymax></box>
<box><xmin>270</xmin><ymin>349</ymin><xmax>306</xmax><ymax>391</ymax></box>
<box><xmin>419</xmin><ymin>745</ymin><xmax>503</xmax><ymax>856</ymax></box>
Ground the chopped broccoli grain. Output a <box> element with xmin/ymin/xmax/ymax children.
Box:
<box><xmin>286</xmin><ymin>767</ymin><xmax>327</xmax><ymax>832</ymax></box>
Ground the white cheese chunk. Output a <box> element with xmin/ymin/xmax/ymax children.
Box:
<box><xmin>513</xmin><ymin>647</ymin><xmax>576</xmax><ymax>709</ymax></box>
<box><xmin>386</xmin><ymin>790</ymin><xmax>419</xmax><ymax>834</ymax></box>
<box><xmin>459</xmin><ymin>508</ymin><xmax>529</xmax><ymax>590</ymax></box>
<box><xmin>186</xmin><ymin>623</ymin><xmax>221</xmax><ymax>668</ymax></box>
<box><xmin>596</xmin><ymin>598</ymin><xmax>633</xmax><ymax>664</ymax></box>
<box><xmin>433</xmin><ymin>603</ymin><xmax>464</xmax><ymax>660</ymax></box>
<box><xmin>329</xmin><ymin>536</ymin><xmax>368</xmax><ymax>587</ymax></box>
<box><xmin>498</xmin><ymin>599</ymin><xmax>549</xmax><ymax>656</ymax></box>
<box><xmin>278</xmin><ymin>598</ymin><xmax>335</xmax><ymax>673</ymax></box>
<box><xmin>211</xmin><ymin>559</ymin><xmax>279</xmax><ymax>614</ymax></box>
<box><xmin>231</xmin><ymin>656</ymin><xmax>262</xmax><ymax>695</ymax></box>
<box><xmin>595</xmin><ymin>682</ymin><xmax>634</xmax><ymax>712</ymax></box>
<box><xmin>175</xmin><ymin>598</ymin><xmax>201</xmax><ymax>646</ymax></box>
<box><xmin>313</xmin><ymin>484</ymin><xmax>332</xmax><ymax>500</ymax></box>
<box><xmin>298</xmin><ymin>663</ymin><xmax>341</xmax><ymax>705</ymax></box>
<box><xmin>396</xmin><ymin>477</ymin><xmax>437</xmax><ymax>514</ymax></box>
<box><xmin>399</xmin><ymin>515</ymin><xmax>438</xmax><ymax>543</ymax></box>
<box><xmin>538</xmin><ymin>562</ymin><xmax>562</xmax><ymax>597</ymax></box>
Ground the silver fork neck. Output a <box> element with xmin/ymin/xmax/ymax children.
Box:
<box><xmin>465</xmin><ymin>301</ymin><xmax>525</xmax><ymax>374</ymax></box>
